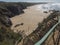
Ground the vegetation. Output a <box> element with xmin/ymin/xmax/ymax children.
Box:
<box><xmin>0</xmin><ymin>2</ymin><xmax>25</xmax><ymax>45</ymax></box>
<box><xmin>0</xmin><ymin>27</ymin><xmax>22</xmax><ymax>45</ymax></box>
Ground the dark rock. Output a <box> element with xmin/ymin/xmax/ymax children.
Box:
<box><xmin>14</xmin><ymin>23</ymin><xmax>24</xmax><ymax>27</ymax></box>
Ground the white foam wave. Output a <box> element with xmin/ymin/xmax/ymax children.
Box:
<box><xmin>36</xmin><ymin>3</ymin><xmax>60</xmax><ymax>12</ymax></box>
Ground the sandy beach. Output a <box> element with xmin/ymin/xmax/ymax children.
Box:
<box><xmin>11</xmin><ymin>5</ymin><xmax>50</xmax><ymax>36</ymax></box>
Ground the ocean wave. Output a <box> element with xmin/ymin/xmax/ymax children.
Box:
<box><xmin>36</xmin><ymin>3</ymin><xmax>60</xmax><ymax>12</ymax></box>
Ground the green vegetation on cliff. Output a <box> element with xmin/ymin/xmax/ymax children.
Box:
<box><xmin>0</xmin><ymin>27</ymin><xmax>22</xmax><ymax>45</ymax></box>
